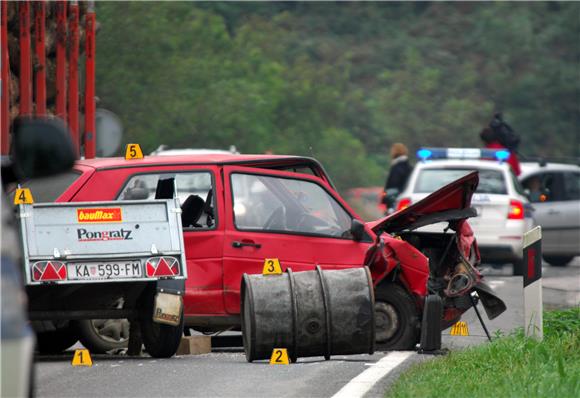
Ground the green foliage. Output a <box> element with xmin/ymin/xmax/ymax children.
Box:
<box><xmin>388</xmin><ymin>308</ymin><xmax>580</xmax><ymax>398</ymax></box>
<box><xmin>96</xmin><ymin>2</ymin><xmax>579</xmax><ymax>190</ymax></box>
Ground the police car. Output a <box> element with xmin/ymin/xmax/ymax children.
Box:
<box><xmin>395</xmin><ymin>148</ymin><xmax>534</xmax><ymax>275</ymax></box>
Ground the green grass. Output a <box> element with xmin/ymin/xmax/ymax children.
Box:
<box><xmin>387</xmin><ymin>307</ymin><xmax>580</xmax><ymax>398</ymax></box>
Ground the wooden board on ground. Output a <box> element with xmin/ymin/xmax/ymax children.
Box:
<box><xmin>176</xmin><ymin>336</ymin><xmax>212</xmax><ymax>356</ymax></box>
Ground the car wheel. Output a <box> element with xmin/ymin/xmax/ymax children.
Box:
<box><xmin>543</xmin><ymin>256</ymin><xmax>573</xmax><ymax>267</ymax></box>
<box><xmin>140</xmin><ymin>291</ymin><xmax>184</xmax><ymax>358</ymax></box>
<box><xmin>76</xmin><ymin>319</ymin><xmax>130</xmax><ymax>354</ymax></box>
<box><xmin>374</xmin><ymin>283</ymin><xmax>419</xmax><ymax>350</ymax></box>
<box><xmin>35</xmin><ymin>325</ymin><xmax>78</xmax><ymax>354</ymax></box>
<box><xmin>512</xmin><ymin>260</ymin><xmax>524</xmax><ymax>276</ymax></box>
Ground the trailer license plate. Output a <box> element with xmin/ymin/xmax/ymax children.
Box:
<box><xmin>67</xmin><ymin>261</ymin><xmax>142</xmax><ymax>280</ymax></box>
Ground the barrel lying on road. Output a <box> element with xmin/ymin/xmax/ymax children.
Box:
<box><xmin>241</xmin><ymin>266</ymin><xmax>375</xmax><ymax>362</ymax></box>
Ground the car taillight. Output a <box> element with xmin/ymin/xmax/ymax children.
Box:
<box><xmin>146</xmin><ymin>256</ymin><xmax>180</xmax><ymax>277</ymax></box>
<box><xmin>32</xmin><ymin>261</ymin><xmax>67</xmax><ymax>281</ymax></box>
<box><xmin>396</xmin><ymin>198</ymin><xmax>411</xmax><ymax>212</ymax></box>
<box><xmin>507</xmin><ymin>200</ymin><xmax>524</xmax><ymax>220</ymax></box>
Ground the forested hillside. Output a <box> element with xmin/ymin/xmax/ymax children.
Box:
<box><xmin>96</xmin><ymin>2</ymin><xmax>579</xmax><ymax>190</ymax></box>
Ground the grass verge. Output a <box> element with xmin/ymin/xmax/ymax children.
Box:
<box><xmin>387</xmin><ymin>307</ymin><xmax>580</xmax><ymax>398</ymax></box>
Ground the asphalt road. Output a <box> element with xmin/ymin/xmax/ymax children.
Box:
<box><xmin>34</xmin><ymin>259</ymin><xmax>579</xmax><ymax>398</ymax></box>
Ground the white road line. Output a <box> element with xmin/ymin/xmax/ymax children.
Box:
<box><xmin>331</xmin><ymin>351</ymin><xmax>414</xmax><ymax>398</ymax></box>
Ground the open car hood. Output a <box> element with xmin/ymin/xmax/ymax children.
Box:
<box><xmin>367</xmin><ymin>171</ymin><xmax>479</xmax><ymax>235</ymax></box>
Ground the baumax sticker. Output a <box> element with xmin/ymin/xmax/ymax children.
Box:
<box><xmin>77</xmin><ymin>208</ymin><xmax>122</xmax><ymax>223</ymax></box>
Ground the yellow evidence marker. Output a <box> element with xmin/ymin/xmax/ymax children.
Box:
<box><xmin>269</xmin><ymin>348</ymin><xmax>290</xmax><ymax>365</ymax></box>
<box><xmin>72</xmin><ymin>349</ymin><xmax>93</xmax><ymax>366</ymax></box>
<box><xmin>13</xmin><ymin>188</ymin><xmax>34</xmax><ymax>204</ymax></box>
<box><xmin>450</xmin><ymin>321</ymin><xmax>470</xmax><ymax>336</ymax></box>
<box><xmin>262</xmin><ymin>258</ymin><xmax>283</xmax><ymax>275</ymax></box>
<box><xmin>125</xmin><ymin>143</ymin><xmax>144</xmax><ymax>160</ymax></box>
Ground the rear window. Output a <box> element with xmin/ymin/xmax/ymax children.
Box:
<box><xmin>415</xmin><ymin>168</ymin><xmax>507</xmax><ymax>195</ymax></box>
<box><xmin>18</xmin><ymin>171</ymin><xmax>81</xmax><ymax>202</ymax></box>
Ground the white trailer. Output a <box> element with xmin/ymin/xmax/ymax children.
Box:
<box><xmin>17</xmin><ymin>199</ymin><xmax>187</xmax><ymax>358</ymax></box>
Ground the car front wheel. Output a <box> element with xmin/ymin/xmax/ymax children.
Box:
<box><xmin>374</xmin><ymin>283</ymin><xmax>419</xmax><ymax>350</ymax></box>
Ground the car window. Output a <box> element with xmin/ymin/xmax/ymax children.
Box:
<box><xmin>16</xmin><ymin>170</ymin><xmax>81</xmax><ymax>202</ymax></box>
<box><xmin>521</xmin><ymin>172</ymin><xmax>566</xmax><ymax>203</ymax></box>
<box><xmin>563</xmin><ymin>172</ymin><xmax>580</xmax><ymax>201</ymax></box>
<box><xmin>118</xmin><ymin>171</ymin><xmax>216</xmax><ymax>229</ymax></box>
<box><xmin>414</xmin><ymin>168</ymin><xmax>507</xmax><ymax>194</ymax></box>
<box><xmin>231</xmin><ymin>173</ymin><xmax>352</xmax><ymax>238</ymax></box>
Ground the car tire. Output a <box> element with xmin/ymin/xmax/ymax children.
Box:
<box><xmin>140</xmin><ymin>291</ymin><xmax>184</xmax><ymax>358</ymax></box>
<box><xmin>35</xmin><ymin>326</ymin><xmax>78</xmax><ymax>354</ymax></box>
<box><xmin>512</xmin><ymin>260</ymin><xmax>524</xmax><ymax>276</ymax></box>
<box><xmin>374</xmin><ymin>283</ymin><xmax>419</xmax><ymax>350</ymax></box>
<box><xmin>75</xmin><ymin>319</ymin><xmax>130</xmax><ymax>354</ymax></box>
<box><xmin>543</xmin><ymin>256</ymin><xmax>573</xmax><ymax>267</ymax></box>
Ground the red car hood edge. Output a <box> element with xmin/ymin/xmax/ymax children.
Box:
<box><xmin>367</xmin><ymin>171</ymin><xmax>479</xmax><ymax>235</ymax></box>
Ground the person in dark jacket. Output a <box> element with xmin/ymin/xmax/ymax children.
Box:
<box><xmin>382</xmin><ymin>143</ymin><xmax>412</xmax><ymax>209</ymax></box>
<box><xmin>480</xmin><ymin>127</ymin><xmax>521</xmax><ymax>176</ymax></box>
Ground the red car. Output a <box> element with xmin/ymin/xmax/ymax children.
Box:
<box><xmin>26</xmin><ymin>153</ymin><xmax>505</xmax><ymax>352</ymax></box>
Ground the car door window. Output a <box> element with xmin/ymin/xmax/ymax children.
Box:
<box><xmin>118</xmin><ymin>171</ymin><xmax>216</xmax><ymax>229</ymax></box>
<box><xmin>523</xmin><ymin>172</ymin><xmax>565</xmax><ymax>202</ymax></box>
<box><xmin>563</xmin><ymin>172</ymin><xmax>580</xmax><ymax>201</ymax></box>
<box><xmin>231</xmin><ymin>173</ymin><xmax>352</xmax><ymax>238</ymax></box>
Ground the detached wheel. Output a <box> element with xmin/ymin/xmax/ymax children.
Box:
<box><xmin>76</xmin><ymin>319</ymin><xmax>130</xmax><ymax>354</ymax></box>
<box><xmin>543</xmin><ymin>256</ymin><xmax>573</xmax><ymax>267</ymax></box>
<box><xmin>36</xmin><ymin>325</ymin><xmax>78</xmax><ymax>354</ymax></box>
<box><xmin>374</xmin><ymin>283</ymin><xmax>419</xmax><ymax>350</ymax></box>
<box><xmin>140</xmin><ymin>291</ymin><xmax>184</xmax><ymax>358</ymax></box>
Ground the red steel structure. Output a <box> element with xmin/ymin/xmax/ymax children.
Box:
<box><xmin>1</xmin><ymin>1</ymin><xmax>9</xmax><ymax>153</ymax></box>
<box><xmin>55</xmin><ymin>1</ymin><xmax>67</xmax><ymax>121</ymax></box>
<box><xmin>68</xmin><ymin>1</ymin><xmax>79</xmax><ymax>154</ymax></box>
<box><xmin>84</xmin><ymin>1</ymin><xmax>96</xmax><ymax>159</ymax></box>
<box><xmin>34</xmin><ymin>1</ymin><xmax>46</xmax><ymax>115</ymax></box>
<box><xmin>19</xmin><ymin>2</ymin><xmax>32</xmax><ymax>116</ymax></box>
<box><xmin>0</xmin><ymin>1</ymin><xmax>96</xmax><ymax>158</ymax></box>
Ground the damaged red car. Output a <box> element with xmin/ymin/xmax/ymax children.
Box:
<box><xmin>26</xmin><ymin>153</ymin><xmax>506</xmax><ymax>351</ymax></box>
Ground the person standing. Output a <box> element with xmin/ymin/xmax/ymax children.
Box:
<box><xmin>382</xmin><ymin>143</ymin><xmax>412</xmax><ymax>209</ymax></box>
<box><xmin>480</xmin><ymin>127</ymin><xmax>521</xmax><ymax>176</ymax></box>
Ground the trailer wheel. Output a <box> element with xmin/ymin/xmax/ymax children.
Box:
<box><xmin>36</xmin><ymin>325</ymin><xmax>78</xmax><ymax>354</ymax></box>
<box><xmin>76</xmin><ymin>319</ymin><xmax>129</xmax><ymax>354</ymax></box>
<box><xmin>374</xmin><ymin>283</ymin><xmax>419</xmax><ymax>350</ymax></box>
<box><xmin>140</xmin><ymin>293</ymin><xmax>184</xmax><ymax>358</ymax></box>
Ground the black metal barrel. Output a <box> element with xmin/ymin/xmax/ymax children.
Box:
<box><xmin>241</xmin><ymin>266</ymin><xmax>375</xmax><ymax>362</ymax></box>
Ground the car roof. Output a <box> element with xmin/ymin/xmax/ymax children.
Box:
<box><xmin>76</xmin><ymin>154</ymin><xmax>316</xmax><ymax>170</ymax></box>
<box><xmin>520</xmin><ymin>161</ymin><xmax>580</xmax><ymax>176</ymax></box>
<box><xmin>413</xmin><ymin>159</ymin><xmax>510</xmax><ymax>171</ymax></box>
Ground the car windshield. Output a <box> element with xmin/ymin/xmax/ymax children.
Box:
<box><xmin>415</xmin><ymin>168</ymin><xmax>507</xmax><ymax>194</ymax></box>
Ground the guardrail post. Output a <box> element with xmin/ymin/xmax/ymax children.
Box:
<box><xmin>523</xmin><ymin>226</ymin><xmax>543</xmax><ymax>341</ymax></box>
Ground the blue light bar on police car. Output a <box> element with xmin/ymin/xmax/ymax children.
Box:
<box><xmin>417</xmin><ymin>147</ymin><xmax>510</xmax><ymax>163</ymax></box>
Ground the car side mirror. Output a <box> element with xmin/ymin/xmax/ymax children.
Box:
<box><xmin>350</xmin><ymin>219</ymin><xmax>365</xmax><ymax>241</ymax></box>
<box><xmin>11</xmin><ymin>117</ymin><xmax>75</xmax><ymax>180</ymax></box>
